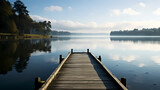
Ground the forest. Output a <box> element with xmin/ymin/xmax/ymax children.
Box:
<box><xmin>50</xmin><ymin>30</ymin><xmax>71</xmax><ymax>35</ymax></box>
<box><xmin>0</xmin><ymin>0</ymin><xmax>51</xmax><ymax>35</ymax></box>
<box><xmin>110</xmin><ymin>28</ymin><xmax>160</xmax><ymax>36</ymax></box>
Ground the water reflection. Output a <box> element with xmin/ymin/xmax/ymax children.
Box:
<box><xmin>51</xmin><ymin>36</ymin><xmax>71</xmax><ymax>41</ymax></box>
<box><xmin>108</xmin><ymin>36</ymin><xmax>160</xmax><ymax>89</ymax></box>
<box><xmin>151</xmin><ymin>56</ymin><xmax>160</xmax><ymax>65</ymax></box>
<box><xmin>109</xmin><ymin>54</ymin><xmax>136</xmax><ymax>62</ymax></box>
<box><xmin>0</xmin><ymin>39</ymin><xmax>51</xmax><ymax>74</ymax></box>
<box><xmin>110</xmin><ymin>37</ymin><xmax>160</xmax><ymax>44</ymax></box>
<box><xmin>1</xmin><ymin>36</ymin><xmax>160</xmax><ymax>90</ymax></box>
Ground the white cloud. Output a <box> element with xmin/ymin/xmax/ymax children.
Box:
<box><xmin>151</xmin><ymin>56</ymin><xmax>160</xmax><ymax>65</ymax></box>
<box><xmin>110</xmin><ymin>8</ymin><xmax>140</xmax><ymax>16</ymax></box>
<box><xmin>68</xmin><ymin>6</ymin><xmax>72</xmax><ymax>11</ymax></box>
<box><xmin>44</xmin><ymin>5</ymin><xmax>62</xmax><ymax>12</ymax></box>
<box><xmin>30</xmin><ymin>15</ymin><xmax>50</xmax><ymax>21</ymax></box>
<box><xmin>139</xmin><ymin>2</ymin><xmax>146</xmax><ymax>7</ymax></box>
<box><xmin>30</xmin><ymin>15</ymin><xmax>107</xmax><ymax>33</ymax></box>
<box><xmin>31</xmin><ymin>15</ymin><xmax>160</xmax><ymax>33</ymax></box>
<box><xmin>110</xmin><ymin>9</ymin><xmax>121</xmax><ymax>16</ymax></box>
<box><xmin>153</xmin><ymin>8</ymin><xmax>160</xmax><ymax>15</ymax></box>
<box><xmin>122</xmin><ymin>8</ymin><xmax>140</xmax><ymax>15</ymax></box>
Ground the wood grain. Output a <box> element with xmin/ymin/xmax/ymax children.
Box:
<box><xmin>45</xmin><ymin>53</ymin><xmax>127</xmax><ymax>90</ymax></box>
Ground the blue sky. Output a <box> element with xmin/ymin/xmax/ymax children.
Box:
<box><xmin>9</xmin><ymin>0</ymin><xmax>160</xmax><ymax>33</ymax></box>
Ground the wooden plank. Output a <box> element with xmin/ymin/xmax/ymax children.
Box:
<box><xmin>47</xmin><ymin>83</ymin><xmax>120</xmax><ymax>90</ymax></box>
<box><xmin>62</xmin><ymin>64</ymin><xmax>99</xmax><ymax>68</ymax></box>
<box><xmin>48</xmin><ymin>83</ymin><xmax>107</xmax><ymax>88</ymax></box>
<box><xmin>56</xmin><ymin>73</ymin><xmax>106</xmax><ymax>76</ymax></box>
<box><xmin>51</xmin><ymin>80</ymin><xmax>115</xmax><ymax>84</ymax></box>
<box><xmin>89</xmin><ymin>52</ymin><xmax>128</xmax><ymax>90</ymax></box>
<box><xmin>47</xmin><ymin>86</ymin><xmax>107</xmax><ymax>90</ymax></box>
<box><xmin>62</xmin><ymin>65</ymin><xmax>94</xmax><ymax>68</ymax></box>
<box><xmin>55</xmin><ymin>76</ymin><xmax>111</xmax><ymax>80</ymax></box>
<box><xmin>39</xmin><ymin>53</ymin><xmax>71</xmax><ymax>90</ymax></box>
<box><xmin>40</xmin><ymin>52</ymin><xmax>127</xmax><ymax>90</ymax></box>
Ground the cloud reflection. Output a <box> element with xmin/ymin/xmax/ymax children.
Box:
<box><xmin>45</xmin><ymin>57</ymin><xmax>59</xmax><ymax>63</ymax></box>
<box><xmin>51</xmin><ymin>38</ymin><xmax>114</xmax><ymax>51</ymax></box>
<box><xmin>138</xmin><ymin>63</ymin><xmax>145</xmax><ymax>67</ymax></box>
<box><xmin>151</xmin><ymin>56</ymin><xmax>160</xmax><ymax>65</ymax></box>
<box><xmin>31</xmin><ymin>51</ymin><xmax>46</xmax><ymax>56</ymax></box>
<box><xmin>51</xmin><ymin>36</ymin><xmax>160</xmax><ymax>52</ymax></box>
<box><xmin>109</xmin><ymin>54</ymin><xmax>120</xmax><ymax>61</ymax></box>
<box><xmin>122</xmin><ymin>55</ymin><xmax>136</xmax><ymax>62</ymax></box>
<box><xmin>110</xmin><ymin>37</ymin><xmax>160</xmax><ymax>51</ymax></box>
<box><xmin>109</xmin><ymin>54</ymin><xmax>136</xmax><ymax>62</ymax></box>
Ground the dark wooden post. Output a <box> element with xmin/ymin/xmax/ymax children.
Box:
<box><xmin>59</xmin><ymin>55</ymin><xmax>64</xmax><ymax>63</ymax></box>
<box><xmin>87</xmin><ymin>49</ymin><xmax>89</xmax><ymax>53</ymax></box>
<box><xmin>59</xmin><ymin>55</ymin><xmax>63</xmax><ymax>63</ymax></box>
<box><xmin>34</xmin><ymin>77</ymin><xmax>45</xmax><ymax>90</ymax></box>
<box><xmin>98</xmin><ymin>56</ymin><xmax>101</xmax><ymax>61</ymax></box>
<box><xmin>71</xmin><ymin>49</ymin><xmax>73</xmax><ymax>53</ymax></box>
<box><xmin>121</xmin><ymin>78</ymin><xmax>126</xmax><ymax>87</ymax></box>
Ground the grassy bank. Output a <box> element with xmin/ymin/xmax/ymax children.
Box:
<box><xmin>0</xmin><ymin>33</ymin><xmax>51</xmax><ymax>39</ymax></box>
<box><xmin>24</xmin><ymin>34</ymin><xmax>50</xmax><ymax>39</ymax></box>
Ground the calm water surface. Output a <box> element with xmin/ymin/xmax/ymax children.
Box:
<box><xmin>0</xmin><ymin>35</ymin><xmax>160</xmax><ymax>90</ymax></box>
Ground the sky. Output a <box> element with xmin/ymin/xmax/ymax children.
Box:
<box><xmin>9</xmin><ymin>0</ymin><xmax>160</xmax><ymax>33</ymax></box>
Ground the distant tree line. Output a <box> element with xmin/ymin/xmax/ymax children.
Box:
<box><xmin>0</xmin><ymin>0</ymin><xmax>51</xmax><ymax>35</ymax></box>
<box><xmin>50</xmin><ymin>30</ymin><xmax>71</xmax><ymax>35</ymax></box>
<box><xmin>110</xmin><ymin>28</ymin><xmax>160</xmax><ymax>36</ymax></box>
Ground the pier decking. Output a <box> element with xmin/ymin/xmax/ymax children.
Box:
<box><xmin>39</xmin><ymin>50</ymin><xmax>127</xmax><ymax>90</ymax></box>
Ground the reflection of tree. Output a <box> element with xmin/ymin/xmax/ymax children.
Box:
<box><xmin>0</xmin><ymin>39</ymin><xmax>51</xmax><ymax>74</ymax></box>
<box><xmin>32</xmin><ymin>39</ymin><xmax>51</xmax><ymax>52</ymax></box>
<box><xmin>110</xmin><ymin>37</ymin><xmax>160</xmax><ymax>44</ymax></box>
<box><xmin>15</xmin><ymin>57</ymin><xmax>29</xmax><ymax>72</ymax></box>
<box><xmin>0</xmin><ymin>41</ymin><xmax>18</xmax><ymax>74</ymax></box>
<box><xmin>50</xmin><ymin>37</ymin><xmax>71</xmax><ymax>41</ymax></box>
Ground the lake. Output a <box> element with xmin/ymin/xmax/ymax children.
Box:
<box><xmin>0</xmin><ymin>35</ymin><xmax>160</xmax><ymax>90</ymax></box>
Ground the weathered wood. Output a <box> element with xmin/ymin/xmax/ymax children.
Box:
<box><xmin>90</xmin><ymin>52</ymin><xmax>127</xmax><ymax>90</ymax></box>
<box><xmin>121</xmin><ymin>78</ymin><xmax>127</xmax><ymax>87</ymax></box>
<box><xmin>98</xmin><ymin>55</ymin><xmax>101</xmax><ymax>61</ymax></box>
<box><xmin>35</xmin><ymin>77</ymin><xmax>45</xmax><ymax>90</ymax></box>
<box><xmin>87</xmin><ymin>49</ymin><xmax>89</xmax><ymax>53</ymax></box>
<box><xmin>39</xmin><ymin>52</ymin><xmax>71</xmax><ymax>90</ymax></box>
<box><xmin>59</xmin><ymin>55</ymin><xmax>63</xmax><ymax>63</ymax></box>
<box><xmin>39</xmin><ymin>52</ymin><xmax>128</xmax><ymax>90</ymax></box>
<box><xmin>51</xmin><ymin>80</ymin><xmax>115</xmax><ymax>84</ymax></box>
<box><xmin>71</xmin><ymin>49</ymin><xmax>73</xmax><ymax>53</ymax></box>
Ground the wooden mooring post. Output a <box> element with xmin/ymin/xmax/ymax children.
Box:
<box><xmin>59</xmin><ymin>55</ymin><xmax>64</xmax><ymax>63</ymax></box>
<box><xmin>71</xmin><ymin>49</ymin><xmax>73</xmax><ymax>54</ymax></box>
<box><xmin>34</xmin><ymin>77</ymin><xmax>45</xmax><ymax>90</ymax></box>
<box><xmin>121</xmin><ymin>78</ymin><xmax>127</xmax><ymax>87</ymax></box>
<box><xmin>98</xmin><ymin>55</ymin><xmax>101</xmax><ymax>61</ymax></box>
<box><xmin>87</xmin><ymin>49</ymin><xmax>89</xmax><ymax>53</ymax></box>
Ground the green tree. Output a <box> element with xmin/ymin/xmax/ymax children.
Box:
<box><xmin>45</xmin><ymin>21</ymin><xmax>51</xmax><ymax>35</ymax></box>
<box><xmin>0</xmin><ymin>0</ymin><xmax>18</xmax><ymax>33</ymax></box>
<box><xmin>13</xmin><ymin>0</ymin><xmax>29</xmax><ymax>35</ymax></box>
<box><xmin>13</xmin><ymin>0</ymin><xmax>29</xmax><ymax>16</ymax></box>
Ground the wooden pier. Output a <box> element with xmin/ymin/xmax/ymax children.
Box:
<box><xmin>38</xmin><ymin>49</ymin><xmax>127</xmax><ymax>90</ymax></box>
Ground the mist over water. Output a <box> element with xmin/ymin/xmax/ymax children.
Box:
<box><xmin>0</xmin><ymin>35</ymin><xmax>160</xmax><ymax>90</ymax></box>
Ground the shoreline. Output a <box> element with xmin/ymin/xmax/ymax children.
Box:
<box><xmin>0</xmin><ymin>33</ymin><xmax>54</xmax><ymax>40</ymax></box>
